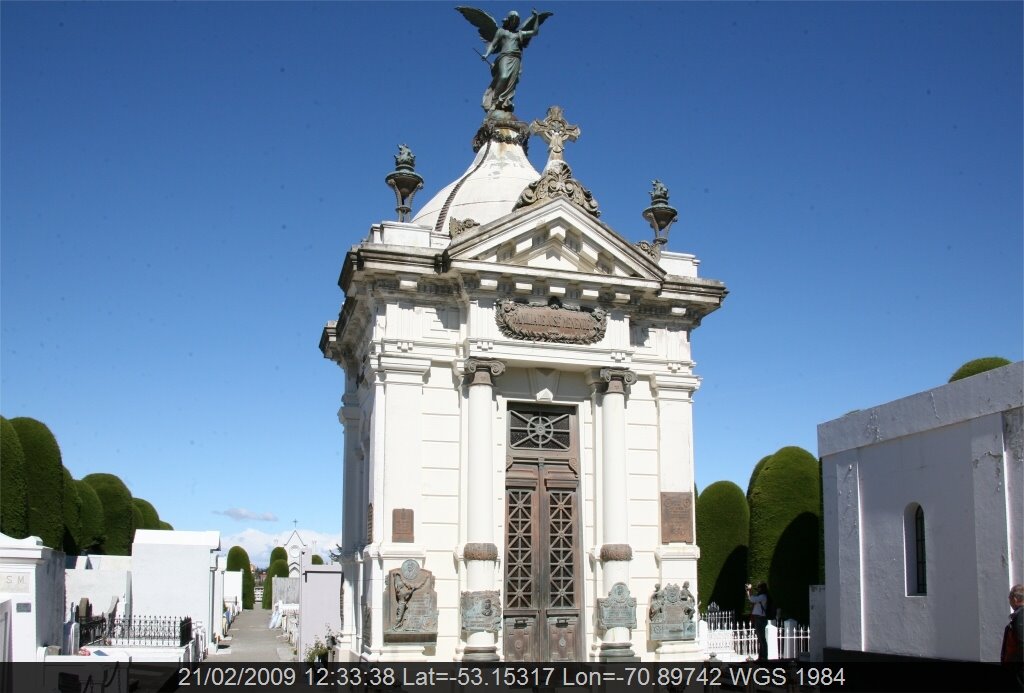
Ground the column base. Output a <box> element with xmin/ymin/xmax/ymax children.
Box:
<box><xmin>462</xmin><ymin>645</ymin><xmax>500</xmax><ymax>662</ymax></box>
<box><xmin>599</xmin><ymin>642</ymin><xmax>639</xmax><ymax>662</ymax></box>
<box><xmin>654</xmin><ymin>639</ymin><xmax>705</xmax><ymax>662</ymax></box>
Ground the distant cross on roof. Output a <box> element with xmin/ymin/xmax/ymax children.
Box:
<box><xmin>530</xmin><ymin>105</ymin><xmax>580</xmax><ymax>167</ymax></box>
<box><xmin>292</xmin><ymin>519</ymin><xmax>298</xmax><ymax>529</ymax></box>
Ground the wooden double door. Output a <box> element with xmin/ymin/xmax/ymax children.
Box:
<box><xmin>502</xmin><ymin>404</ymin><xmax>582</xmax><ymax>661</ymax></box>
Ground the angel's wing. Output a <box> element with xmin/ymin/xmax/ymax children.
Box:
<box><xmin>520</xmin><ymin>11</ymin><xmax>553</xmax><ymax>47</ymax></box>
<box><xmin>455</xmin><ymin>6</ymin><xmax>498</xmax><ymax>43</ymax></box>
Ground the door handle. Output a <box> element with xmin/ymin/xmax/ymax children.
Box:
<box><xmin>514</xmin><ymin>618</ymin><xmax>528</xmax><ymax>629</ymax></box>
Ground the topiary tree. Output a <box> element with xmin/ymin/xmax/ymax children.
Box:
<box><xmin>949</xmin><ymin>357</ymin><xmax>1011</xmax><ymax>382</ymax></box>
<box><xmin>0</xmin><ymin>417</ymin><xmax>29</xmax><ymax>538</ymax></box>
<box><xmin>61</xmin><ymin>467</ymin><xmax>84</xmax><ymax>555</ymax></box>
<box><xmin>270</xmin><ymin>546</ymin><xmax>287</xmax><ymax>564</ymax></box>
<box><xmin>747</xmin><ymin>446</ymin><xmax>821</xmax><ymax>624</ymax></box>
<box><xmin>158</xmin><ymin>521</ymin><xmax>174</xmax><ymax>530</ymax></box>
<box><xmin>82</xmin><ymin>473</ymin><xmax>134</xmax><ymax>555</ymax></box>
<box><xmin>311</xmin><ymin>554</ymin><xmax>324</xmax><ymax>565</ymax></box>
<box><xmin>10</xmin><ymin>418</ymin><xmax>64</xmax><ymax>549</ymax></box>
<box><xmin>746</xmin><ymin>454</ymin><xmax>772</xmax><ymax>501</ymax></box>
<box><xmin>227</xmin><ymin>546</ymin><xmax>254</xmax><ymax>609</ymax></box>
<box><xmin>75</xmin><ymin>479</ymin><xmax>105</xmax><ymax>553</ymax></box>
<box><xmin>262</xmin><ymin>559</ymin><xmax>290</xmax><ymax>609</ymax></box>
<box><xmin>132</xmin><ymin>498</ymin><xmax>160</xmax><ymax>530</ymax></box>
<box><xmin>130</xmin><ymin>505</ymin><xmax>144</xmax><ymax>543</ymax></box>
<box><xmin>696</xmin><ymin>481</ymin><xmax>749</xmax><ymax>614</ymax></box>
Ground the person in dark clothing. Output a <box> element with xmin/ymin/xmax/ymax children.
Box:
<box><xmin>1001</xmin><ymin>584</ymin><xmax>1023</xmax><ymax>680</ymax></box>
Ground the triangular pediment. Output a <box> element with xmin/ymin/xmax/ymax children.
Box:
<box><xmin>445</xmin><ymin>197</ymin><xmax>665</xmax><ymax>281</ymax></box>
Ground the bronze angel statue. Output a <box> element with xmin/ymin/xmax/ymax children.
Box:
<box><xmin>456</xmin><ymin>6</ymin><xmax>553</xmax><ymax>115</ymax></box>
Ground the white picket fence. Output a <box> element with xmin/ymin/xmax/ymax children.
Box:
<box><xmin>699</xmin><ymin>614</ymin><xmax>810</xmax><ymax>661</ymax></box>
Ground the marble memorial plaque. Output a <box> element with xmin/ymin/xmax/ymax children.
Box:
<box><xmin>648</xmin><ymin>582</ymin><xmax>697</xmax><ymax>641</ymax></box>
<box><xmin>460</xmin><ymin>590</ymin><xmax>501</xmax><ymax>634</ymax></box>
<box><xmin>660</xmin><ymin>491</ymin><xmax>694</xmax><ymax>543</ymax></box>
<box><xmin>392</xmin><ymin>509</ymin><xmax>414</xmax><ymax>543</ymax></box>
<box><xmin>597</xmin><ymin>582</ymin><xmax>637</xmax><ymax>630</ymax></box>
<box><xmin>384</xmin><ymin>560</ymin><xmax>437</xmax><ymax>643</ymax></box>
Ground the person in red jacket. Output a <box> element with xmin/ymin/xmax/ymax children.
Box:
<box><xmin>1001</xmin><ymin>583</ymin><xmax>1023</xmax><ymax>682</ymax></box>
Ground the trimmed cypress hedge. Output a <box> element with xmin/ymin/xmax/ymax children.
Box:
<box><xmin>227</xmin><ymin>546</ymin><xmax>254</xmax><ymax>609</ymax></box>
<box><xmin>270</xmin><ymin>546</ymin><xmax>287</xmax><ymax>564</ymax></box>
<box><xmin>747</xmin><ymin>446</ymin><xmax>821</xmax><ymax>623</ymax></box>
<box><xmin>696</xmin><ymin>481</ymin><xmax>749</xmax><ymax>614</ymax></box>
<box><xmin>158</xmin><ymin>521</ymin><xmax>174</xmax><ymax>530</ymax></box>
<box><xmin>262</xmin><ymin>559</ymin><xmax>290</xmax><ymax>609</ymax></box>
<box><xmin>746</xmin><ymin>454</ymin><xmax>772</xmax><ymax>501</ymax></box>
<box><xmin>61</xmin><ymin>466</ymin><xmax>83</xmax><ymax>555</ymax></box>
<box><xmin>130</xmin><ymin>505</ymin><xmax>144</xmax><ymax>543</ymax></box>
<box><xmin>132</xmin><ymin>498</ymin><xmax>160</xmax><ymax>530</ymax></box>
<box><xmin>82</xmin><ymin>473</ymin><xmax>134</xmax><ymax>555</ymax></box>
<box><xmin>0</xmin><ymin>417</ymin><xmax>28</xmax><ymax>538</ymax></box>
<box><xmin>311</xmin><ymin>554</ymin><xmax>324</xmax><ymax>565</ymax></box>
<box><xmin>10</xmin><ymin>418</ymin><xmax>64</xmax><ymax>549</ymax></box>
<box><xmin>949</xmin><ymin>357</ymin><xmax>1011</xmax><ymax>382</ymax></box>
<box><xmin>75</xmin><ymin>479</ymin><xmax>105</xmax><ymax>553</ymax></box>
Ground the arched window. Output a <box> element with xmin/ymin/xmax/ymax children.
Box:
<box><xmin>904</xmin><ymin>503</ymin><xmax>927</xmax><ymax>595</ymax></box>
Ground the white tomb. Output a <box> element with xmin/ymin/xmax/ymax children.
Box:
<box><xmin>819</xmin><ymin>361</ymin><xmax>1023</xmax><ymax>661</ymax></box>
<box><xmin>321</xmin><ymin>98</ymin><xmax>726</xmax><ymax>661</ymax></box>
<box><xmin>0</xmin><ymin>533</ymin><xmax>65</xmax><ymax>661</ymax></box>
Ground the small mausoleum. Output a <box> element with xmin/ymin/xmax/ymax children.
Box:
<box><xmin>320</xmin><ymin>7</ymin><xmax>727</xmax><ymax>662</ymax></box>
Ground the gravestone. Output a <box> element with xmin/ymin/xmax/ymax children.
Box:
<box><xmin>648</xmin><ymin>582</ymin><xmax>696</xmax><ymax>641</ymax></box>
<box><xmin>596</xmin><ymin>582</ymin><xmax>637</xmax><ymax>630</ymax></box>
<box><xmin>383</xmin><ymin>560</ymin><xmax>437</xmax><ymax>643</ymax></box>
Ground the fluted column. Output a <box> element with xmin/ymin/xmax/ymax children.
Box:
<box><xmin>598</xmin><ymin>367</ymin><xmax>638</xmax><ymax>661</ymax></box>
<box><xmin>462</xmin><ymin>358</ymin><xmax>505</xmax><ymax>661</ymax></box>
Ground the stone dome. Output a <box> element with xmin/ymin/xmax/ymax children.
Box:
<box><xmin>411</xmin><ymin>136</ymin><xmax>540</xmax><ymax>234</ymax></box>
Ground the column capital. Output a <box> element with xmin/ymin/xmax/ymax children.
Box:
<box><xmin>465</xmin><ymin>358</ymin><xmax>506</xmax><ymax>387</ymax></box>
<box><xmin>599</xmin><ymin>367</ymin><xmax>637</xmax><ymax>395</ymax></box>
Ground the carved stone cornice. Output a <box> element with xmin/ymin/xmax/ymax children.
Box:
<box><xmin>599</xmin><ymin>543</ymin><xmax>634</xmax><ymax>562</ymax></box>
<box><xmin>464</xmin><ymin>358</ymin><xmax>506</xmax><ymax>387</ymax></box>
<box><xmin>513</xmin><ymin>160</ymin><xmax>600</xmax><ymax>217</ymax></box>
<box><xmin>463</xmin><ymin>542</ymin><xmax>499</xmax><ymax>561</ymax></box>
<box><xmin>600</xmin><ymin>368</ymin><xmax>638</xmax><ymax>395</ymax></box>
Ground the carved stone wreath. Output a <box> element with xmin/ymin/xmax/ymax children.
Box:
<box><xmin>495</xmin><ymin>298</ymin><xmax>607</xmax><ymax>345</ymax></box>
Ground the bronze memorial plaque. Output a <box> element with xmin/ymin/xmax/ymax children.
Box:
<box><xmin>661</xmin><ymin>491</ymin><xmax>694</xmax><ymax>543</ymax></box>
<box><xmin>384</xmin><ymin>560</ymin><xmax>438</xmax><ymax>643</ymax></box>
<box><xmin>392</xmin><ymin>509</ymin><xmax>414</xmax><ymax>543</ymax></box>
<box><xmin>495</xmin><ymin>298</ymin><xmax>607</xmax><ymax>345</ymax></box>
<box><xmin>597</xmin><ymin>582</ymin><xmax>637</xmax><ymax>630</ymax></box>
<box><xmin>648</xmin><ymin>582</ymin><xmax>697</xmax><ymax>641</ymax></box>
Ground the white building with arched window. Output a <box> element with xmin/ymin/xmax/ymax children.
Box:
<box><xmin>818</xmin><ymin>361</ymin><xmax>1023</xmax><ymax>661</ymax></box>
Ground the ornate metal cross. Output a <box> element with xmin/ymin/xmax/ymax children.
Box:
<box><xmin>530</xmin><ymin>105</ymin><xmax>580</xmax><ymax>166</ymax></box>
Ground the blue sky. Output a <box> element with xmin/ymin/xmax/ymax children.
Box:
<box><xmin>2</xmin><ymin>2</ymin><xmax>1021</xmax><ymax>566</ymax></box>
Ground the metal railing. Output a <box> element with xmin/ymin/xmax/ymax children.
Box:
<box><xmin>106</xmin><ymin>616</ymin><xmax>193</xmax><ymax>647</ymax></box>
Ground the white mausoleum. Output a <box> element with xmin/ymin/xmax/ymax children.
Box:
<box><xmin>819</xmin><ymin>361</ymin><xmax>1023</xmax><ymax>661</ymax></box>
<box><xmin>321</xmin><ymin>105</ymin><xmax>727</xmax><ymax>661</ymax></box>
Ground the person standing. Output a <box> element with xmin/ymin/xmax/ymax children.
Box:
<box><xmin>746</xmin><ymin>582</ymin><xmax>770</xmax><ymax>660</ymax></box>
<box><xmin>1002</xmin><ymin>584</ymin><xmax>1023</xmax><ymax>676</ymax></box>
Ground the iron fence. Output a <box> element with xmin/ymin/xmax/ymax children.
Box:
<box><xmin>106</xmin><ymin>616</ymin><xmax>193</xmax><ymax>647</ymax></box>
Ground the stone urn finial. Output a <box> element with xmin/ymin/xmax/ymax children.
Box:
<box><xmin>642</xmin><ymin>179</ymin><xmax>679</xmax><ymax>253</ymax></box>
<box><xmin>384</xmin><ymin>144</ymin><xmax>424</xmax><ymax>222</ymax></box>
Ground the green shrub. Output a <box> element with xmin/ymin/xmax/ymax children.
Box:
<box><xmin>75</xmin><ymin>479</ymin><xmax>105</xmax><ymax>553</ymax></box>
<box><xmin>61</xmin><ymin>467</ymin><xmax>83</xmax><ymax>555</ymax></box>
<box><xmin>262</xmin><ymin>559</ymin><xmax>290</xmax><ymax>608</ymax></box>
<box><xmin>0</xmin><ymin>417</ymin><xmax>28</xmax><ymax>538</ymax></box>
<box><xmin>270</xmin><ymin>546</ymin><xmax>287</xmax><ymax>564</ymax></box>
<box><xmin>227</xmin><ymin>546</ymin><xmax>254</xmax><ymax>609</ymax></box>
<box><xmin>696</xmin><ymin>481</ymin><xmax>749</xmax><ymax>614</ymax></box>
<box><xmin>82</xmin><ymin>473</ymin><xmax>134</xmax><ymax>555</ymax></box>
<box><xmin>748</xmin><ymin>446</ymin><xmax>821</xmax><ymax>623</ymax></box>
<box><xmin>949</xmin><ymin>357</ymin><xmax>1011</xmax><ymax>382</ymax></box>
<box><xmin>130</xmin><ymin>505</ymin><xmax>144</xmax><ymax>543</ymax></box>
<box><xmin>158</xmin><ymin>521</ymin><xmax>174</xmax><ymax>530</ymax></box>
<box><xmin>10</xmin><ymin>418</ymin><xmax>64</xmax><ymax>549</ymax></box>
<box><xmin>132</xmin><ymin>498</ymin><xmax>160</xmax><ymax>530</ymax></box>
<box><xmin>746</xmin><ymin>454</ymin><xmax>772</xmax><ymax>501</ymax></box>
<box><xmin>311</xmin><ymin>554</ymin><xmax>324</xmax><ymax>565</ymax></box>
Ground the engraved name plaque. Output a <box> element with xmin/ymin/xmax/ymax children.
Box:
<box><xmin>392</xmin><ymin>509</ymin><xmax>414</xmax><ymax>543</ymax></box>
<box><xmin>496</xmin><ymin>298</ymin><xmax>607</xmax><ymax>345</ymax></box>
<box><xmin>597</xmin><ymin>582</ymin><xmax>637</xmax><ymax>630</ymax></box>
<box><xmin>384</xmin><ymin>560</ymin><xmax>437</xmax><ymax>643</ymax></box>
<box><xmin>660</xmin><ymin>491</ymin><xmax>694</xmax><ymax>543</ymax></box>
<box><xmin>460</xmin><ymin>590</ymin><xmax>501</xmax><ymax>634</ymax></box>
<box><xmin>648</xmin><ymin>582</ymin><xmax>697</xmax><ymax>641</ymax></box>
